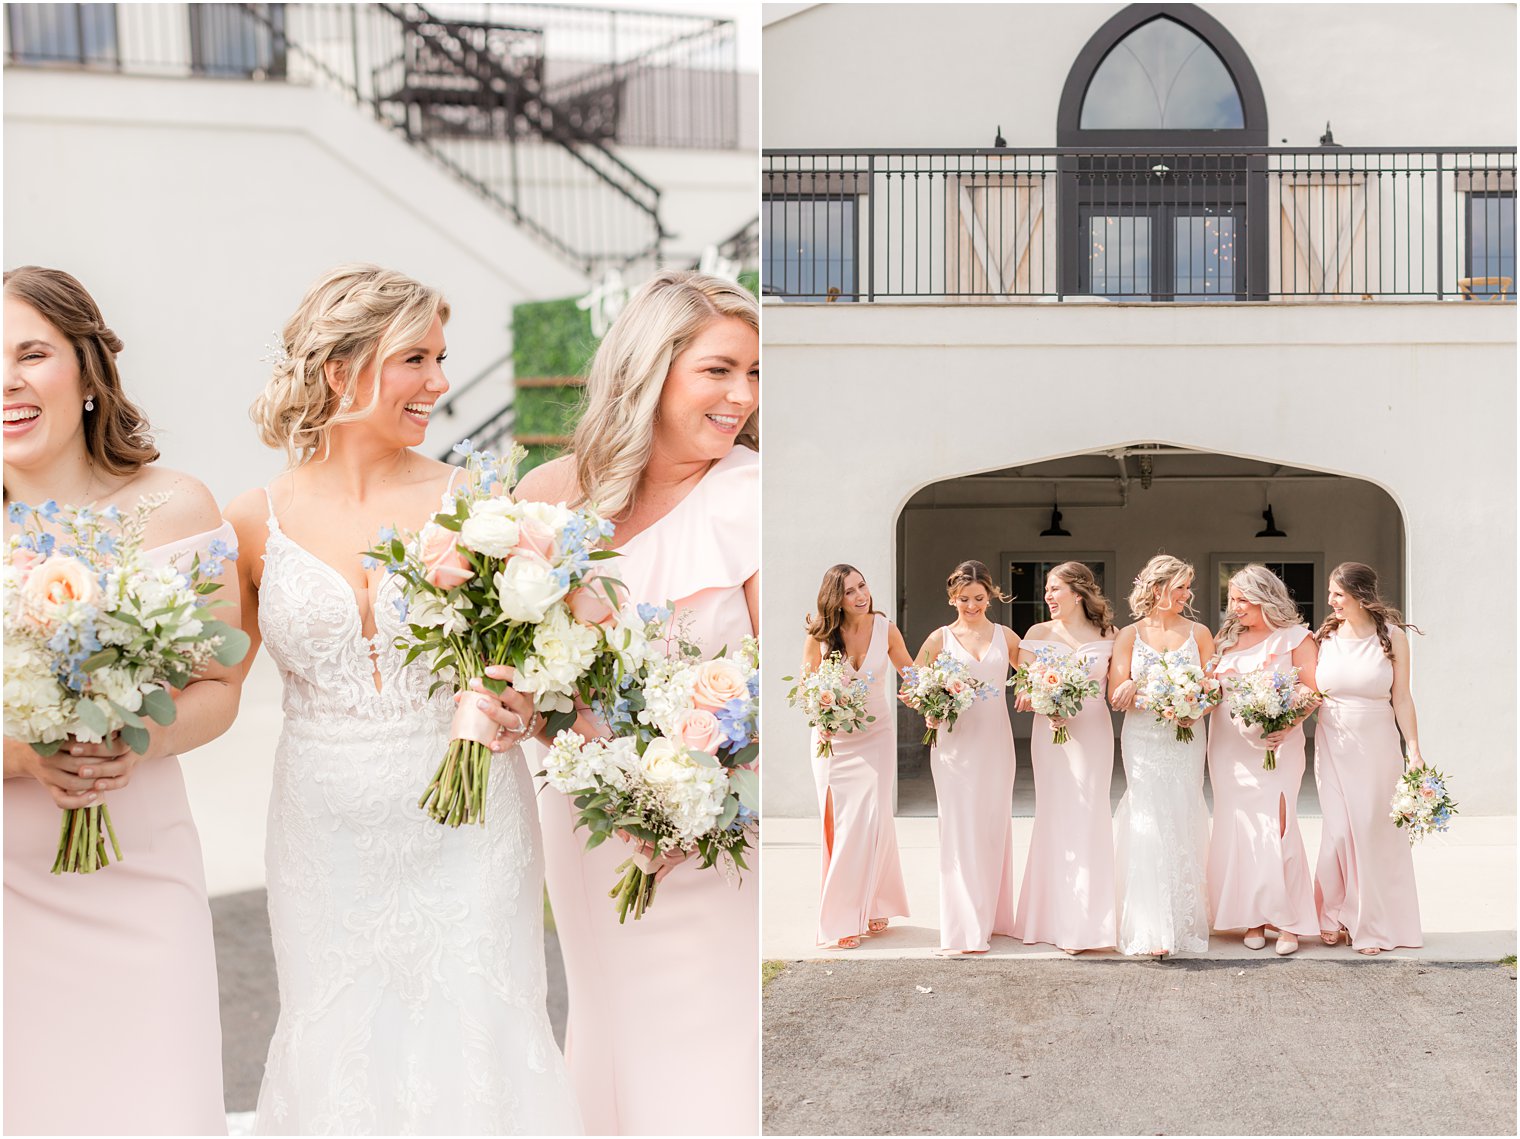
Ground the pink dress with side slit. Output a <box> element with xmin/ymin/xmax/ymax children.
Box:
<box><xmin>1206</xmin><ymin>625</ymin><xmax>1320</xmax><ymax>937</ymax></box>
<box><xmin>4</xmin><ymin>523</ymin><xmax>234</xmax><ymax>1136</ymax></box>
<box><xmin>812</xmin><ymin>614</ymin><xmax>910</xmax><ymax>945</ymax></box>
<box><xmin>1012</xmin><ymin>637</ymin><xmax>1117</xmax><ymax>951</ymax></box>
<box><xmin>536</xmin><ymin>444</ymin><xmax>758</xmax><ymax>1136</ymax></box>
<box><xmin>931</xmin><ymin>625</ymin><xmax>1017</xmax><ymax>953</ymax></box>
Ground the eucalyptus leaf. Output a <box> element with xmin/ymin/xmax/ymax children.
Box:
<box><xmin>729</xmin><ymin>768</ymin><xmax>759</xmax><ymax>811</ymax></box>
<box><xmin>139</xmin><ymin>686</ymin><xmax>178</xmax><ymax>726</ymax></box>
<box><xmin>74</xmin><ymin>698</ymin><xmax>109</xmax><ymax>734</ymax></box>
<box><xmin>121</xmin><ymin>723</ymin><xmax>151</xmax><ymax>754</ymax></box>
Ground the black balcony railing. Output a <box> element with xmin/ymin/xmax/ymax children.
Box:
<box><xmin>4</xmin><ymin>3</ymin><xmax>742</xmax><ymax>272</ymax></box>
<box><xmin>762</xmin><ymin>147</ymin><xmax>1517</xmax><ymax>302</ymax></box>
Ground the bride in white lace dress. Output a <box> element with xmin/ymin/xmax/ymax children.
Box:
<box><xmin>227</xmin><ymin>265</ymin><xmax>580</xmax><ymax>1135</ymax></box>
<box><xmin>1106</xmin><ymin>556</ymin><xmax>1217</xmax><ymax>957</ymax></box>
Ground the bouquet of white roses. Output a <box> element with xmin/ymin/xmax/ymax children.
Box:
<box><xmin>1223</xmin><ymin>665</ymin><xmax>1322</xmax><ymax>770</ymax></box>
<box><xmin>370</xmin><ymin>441</ymin><xmax>647</xmax><ymax>828</ymax></box>
<box><xmin>542</xmin><ymin>613</ymin><xmax>758</xmax><ymax>922</ymax></box>
<box><xmin>1134</xmin><ymin>652</ymin><xmax>1223</xmax><ymax>744</ymax></box>
<box><xmin>1013</xmin><ymin>646</ymin><xmax>1102</xmax><ymax>745</ymax></box>
<box><xmin>3</xmin><ymin>495</ymin><xmax>249</xmax><ymax>873</ymax></box>
<box><xmin>1390</xmin><ymin>765</ymin><xmax>1457</xmax><ymax>843</ymax></box>
<box><xmin>900</xmin><ymin>651</ymin><xmax>997</xmax><ymax>747</ymax></box>
<box><xmin>784</xmin><ymin>651</ymin><xmax>874</xmax><ymax>758</ymax></box>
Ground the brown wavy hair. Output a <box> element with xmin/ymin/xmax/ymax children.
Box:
<box><xmin>1315</xmin><ymin>562</ymin><xmax>1421</xmax><ymax>662</ymax></box>
<box><xmin>805</xmin><ymin>563</ymin><xmax>883</xmax><ymax>657</ymax></box>
<box><xmin>3</xmin><ymin>266</ymin><xmax>158</xmax><ymax>480</ymax></box>
<box><xmin>1048</xmin><ymin>561</ymin><xmax>1116</xmax><ymax>636</ymax></box>
<box><xmin>946</xmin><ymin>559</ymin><xmax>1010</xmax><ymax>604</ymax></box>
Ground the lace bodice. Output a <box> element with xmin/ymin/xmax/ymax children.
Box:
<box><xmin>257</xmin><ymin>490</ymin><xmax>451</xmax><ymax>726</ymax></box>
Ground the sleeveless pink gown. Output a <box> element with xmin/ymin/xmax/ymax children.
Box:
<box><xmin>1012</xmin><ymin>638</ymin><xmax>1117</xmax><ymax>951</ymax></box>
<box><xmin>931</xmin><ymin>625</ymin><xmax>1017</xmax><ymax>952</ymax></box>
<box><xmin>1207</xmin><ymin>625</ymin><xmax>1320</xmax><ymax>937</ymax></box>
<box><xmin>812</xmin><ymin>614</ymin><xmax>910</xmax><ymax>945</ymax></box>
<box><xmin>1313</xmin><ymin>630</ymin><xmax>1423</xmax><ymax>949</ymax></box>
<box><xmin>536</xmin><ymin>444</ymin><xmax>758</xmax><ymax>1135</ymax></box>
<box><xmin>4</xmin><ymin>523</ymin><xmax>233</xmax><ymax>1135</ymax></box>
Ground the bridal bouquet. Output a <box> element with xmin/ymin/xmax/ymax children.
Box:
<box><xmin>900</xmin><ymin>651</ymin><xmax>998</xmax><ymax>747</ymax></box>
<box><xmin>3</xmin><ymin>496</ymin><xmax>248</xmax><ymax>873</ymax></box>
<box><xmin>1390</xmin><ymin>765</ymin><xmax>1458</xmax><ymax>842</ymax></box>
<box><xmin>1135</xmin><ymin>653</ymin><xmax>1222</xmax><ymax>744</ymax></box>
<box><xmin>542</xmin><ymin>616</ymin><xmax>759</xmax><ymax>922</ymax></box>
<box><xmin>784</xmin><ymin>651</ymin><xmax>874</xmax><ymax>758</ymax></box>
<box><xmin>1223</xmin><ymin>665</ymin><xmax>1323</xmax><ymax>770</ymax></box>
<box><xmin>370</xmin><ymin>441</ymin><xmax>643</xmax><ymax>828</ymax></box>
<box><xmin>1013</xmin><ymin>646</ymin><xmax>1102</xmax><ymax>745</ymax></box>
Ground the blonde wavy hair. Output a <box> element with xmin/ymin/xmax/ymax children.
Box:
<box><xmin>571</xmin><ymin>269</ymin><xmax>758</xmax><ymax>519</ymax></box>
<box><xmin>251</xmin><ymin>263</ymin><xmax>450</xmax><ymax>465</ymax></box>
<box><xmin>1128</xmin><ymin>554</ymin><xmax>1196</xmax><ymax>620</ymax></box>
<box><xmin>1214</xmin><ymin>563</ymin><xmax>1306</xmax><ymax>654</ymax></box>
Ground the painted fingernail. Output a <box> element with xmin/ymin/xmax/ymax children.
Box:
<box><xmin>478</xmin><ymin>697</ymin><xmax>493</xmax><ymax>710</ymax></box>
<box><xmin>85</xmin><ymin>793</ymin><xmax>97</xmax><ymax>803</ymax></box>
<box><xmin>80</xmin><ymin>768</ymin><xmax>93</xmax><ymax>778</ymax></box>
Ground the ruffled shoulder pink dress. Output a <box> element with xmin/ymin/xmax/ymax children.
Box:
<box><xmin>812</xmin><ymin>614</ymin><xmax>910</xmax><ymax>945</ymax></box>
<box><xmin>4</xmin><ymin>523</ymin><xmax>234</xmax><ymax>1136</ymax></box>
<box><xmin>1012</xmin><ymin>637</ymin><xmax>1117</xmax><ymax>951</ymax></box>
<box><xmin>537</xmin><ymin>444</ymin><xmax>758</xmax><ymax>1135</ymax></box>
<box><xmin>931</xmin><ymin>625</ymin><xmax>1017</xmax><ymax>952</ymax></box>
<box><xmin>1207</xmin><ymin>624</ymin><xmax>1320</xmax><ymax>937</ymax></box>
<box><xmin>1313</xmin><ymin>628</ymin><xmax>1423</xmax><ymax>949</ymax></box>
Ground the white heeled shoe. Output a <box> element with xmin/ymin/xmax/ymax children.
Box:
<box><xmin>1274</xmin><ymin>933</ymin><xmax>1299</xmax><ymax>956</ymax></box>
<box><xmin>1243</xmin><ymin>928</ymin><xmax>1267</xmax><ymax>950</ymax></box>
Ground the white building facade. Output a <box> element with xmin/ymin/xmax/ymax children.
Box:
<box><xmin>761</xmin><ymin>3</ymin><xmax>1516</xmax><ymax>817</ymax></box>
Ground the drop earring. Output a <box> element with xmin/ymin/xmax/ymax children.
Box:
<box><xmin>84</xmin><ymin>398</ymin><xmax>95</xmax><ymax>412</ymax></box>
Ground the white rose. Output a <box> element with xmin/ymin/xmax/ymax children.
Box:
<box><xmin>639</xmin><ymin>737</ymin><xmax>699</xmax><ymax>786</ymax></box>
<box><xmin>493</xmin><ymin>553</ymin><xmax>569</xmax><ymax>624</ymax></box>
<box><xmin>459</xmin><ymin>502</ymin><xmax>521</xmax><ymax>558</ymax></box>
<box><xmin>511</xmin><ymin>500</ymin><xmax>574</xmax><ymax>532</ymax></box>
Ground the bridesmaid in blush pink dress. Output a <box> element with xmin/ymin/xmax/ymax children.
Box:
<box><xmin>1207</xmin><ymin>564</ymin><xmax>1322</xmax><ymax>956</ymax></box>
<box><xmin>802</xmin><ymin>564</ymin><xmax>912</xmax><ymax>948</ymax></box>
<box><xmin>912</xmin><ymin>560</ymin><xmax>1019</xmax><ymax>956</ymax></box>
<box><xmin>511</xmin><ymin>271</ymin><xmax>759</xmax><ymax>1135</ymax></box>
<box><xmin>1313</xmin><ymin>563</ymin><xmax>1424</xmax><ymax>954</ymax></box>
<box><xmin>3</xmin><ymin>267</ymin><xmax>237</xmax><ymax>1134</ymax></box>
<box><xmin>1011</xmin><ymin>562</ymin><xmax>1117</xmax><ymax>954</ymax></box>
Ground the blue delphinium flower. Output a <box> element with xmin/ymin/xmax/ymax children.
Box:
<box><xmin>392</xmin><ymin>594</ymin><xmax>409</xmax><ymax>623</ymax></box>
<box><xmin>636</xmin><ymin>602</ymin><xmax>672</xmax><ymax>626</ymax></box>
<box><xmin>715</xmin><ymin>696</ymin><xmax>754</xmax><ymax>748</ymax></box>
<box><xmin>38</xmin><ymin>499</ymin><xmax>61</xmax><ymax>522</ymax></box>
<box><xmin>94</xmin><ymin>533</ymin><xmax>118</xmax><ymax>556</ymax></box>
<box><xmin>7</xmin><ymin>501</ymin><xmax>30</xmax><ymax>524</ymax></box>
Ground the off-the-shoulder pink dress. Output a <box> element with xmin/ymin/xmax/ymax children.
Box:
<box><xmin>1207</xmin><ymin>625</ymin><xmax>1320</xmax><ymax>937</ymax></box>
<box><xmin>1313</xmin><ymin>629</ymin><xmax>1423</xmax><ymax>950</ymax></box>
<box><xmin>931</xmin><ymin>625</ymin><xmax>1017</xmax><ymax>953</ymax></box>
<box><xmin>537</xmin><ymin>444</ymin><xmax>758</xmax><ymax>1135</ymax></box>
<box><xmin>812</xmin><ymin>613</ymin><xmax>910</xmax><ymax>945</ymax></box>
<box><xmin>4</xmin><ymin>523</ymin><xmax>234</xmax><ymax>1135</ymax></box>
<box><xmin>1012</xmin><ymin>637</ymin><xmax>1117</xmax><ymax>951</ymax></box>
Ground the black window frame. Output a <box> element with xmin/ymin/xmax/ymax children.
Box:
<box><xmin>1056</xmin><ymin>3</ymin><xmax>1269</xmax><ymax>301</ymax></box>
<box><xmin>5</xmin><ymin>3</ymin><xmax>119</xmax><ymax>69</ymax></box>
<box><xmin>761</xmin><ymin>191</ymin><xmax>861</xmax><ymax>303</ymax></box>
<box><xmin>1464</xmin><ymin>189</ymin><xmax>1516</xmax><ymax>300</ymax></box>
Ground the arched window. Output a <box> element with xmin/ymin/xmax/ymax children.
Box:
<box><xmin>1057</xmin><ymin>4</ymin><xmax>1267</xmax><ymax>300</ymax></box>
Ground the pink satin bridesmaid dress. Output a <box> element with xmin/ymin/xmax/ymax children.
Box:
<box><xmin>4</xmin><ymin>523</ymin><xmax>233</xmax><ymax>1135</ymax></box>
<box><xmin>931</xmin><ymin>625</ymin><xmax>1017</xmax><ymax>953</ymax></box>
<box><xmin>1207</xmin><ymin>625</ymin><xmax>1320</xmax><ymax>937</ymax></box>
<box><xmin>536</xmin><ymin>444</ymin><xmax>758</xmax><ymax>1135</ymax></box>
<box><xmin>1012</xmin><ymin>638</ymin><xmax>1117</xmax><ymax>951</ymax></box>
<box><xmin>812</xmin><ymin>613</ymin><xmax>910</xmax><ymax>946</ymax></box>
<box><xmin>1313</xmin><ymin>629</ymin><xmax>1423</xmax><ymax>949</ymax></box>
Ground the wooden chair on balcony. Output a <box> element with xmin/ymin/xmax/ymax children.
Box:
<box><xmin>1457</xmin><ymin>276</ymin><xmax>1513</xmax><ymax>300</ymax></box>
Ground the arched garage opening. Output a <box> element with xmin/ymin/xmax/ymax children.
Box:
<box><xmin>892</xmin><ymin>445</ymin><xmax>1406</xmax><ymax>817</ymax></box>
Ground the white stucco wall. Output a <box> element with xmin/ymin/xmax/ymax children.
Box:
<box><xmin>760</xmin><ymin>302</ymin><xmax>1516</xmax><ymax>816</ymax></box>
<box><xmin>4</xmin><ymin>68</ymin><xmax>591</xmax><ymax>504</ymax></box>
<box><xmin>762</xmin><ymin>4</ymin><xmax>1516</xmax><ymax>148</ymax></box>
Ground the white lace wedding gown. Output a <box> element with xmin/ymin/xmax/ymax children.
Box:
<box><xmin>252</xmin><ymin>490</ymin><xmax>581</xmax><ymax>1135</ymax></box>
<box><xmin>1112</xmin><ymin>632</ymin><xmax>1212</xmax><ymax>955</ymax></box>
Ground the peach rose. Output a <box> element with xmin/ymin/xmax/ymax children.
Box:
<box><xmin>948</xmin><ymin>679</ymin><xmax>966</xmax><ymax>695</ymax></box>
<box><xmin>10</xmin><ymin>547</ymin><xmax>43</xmax><ymax>583</ymax></box>
<box><xmin>1419</xmin><ymin>785</ymin><xmax>1437</xmax><ymax>800</ymax></box>
<box><xmin>567</xmin><ymin>577</ymin><xmax>623</xmax><ymax>628</ymax></box>
<box><xmin>22</xmin><ymin>555</ymin><xmax>99</xmax><ymax>622</ymax></box>
<box><xmin>691</xmin><ymin>658</ymin><xmax>748</xmax><ymax>711</ymax></box>
<box><xmin>420</xmin><ymin>523</ymin><xmax>473</xmax><ymax>589</ymax></box>
<box><xmin>674</xmin><ymin>708</ymin><xmax>724</xmax><ymax>755</ymax></box>
<box><xmin>817</xmin><ymin>689</ymin><xmax>836</xmax><ymax>708</ymax></box>
<box><xmin>516</xmin><ymin>517</ymin><xmax>557</xmax><ymax>562</ymax></box>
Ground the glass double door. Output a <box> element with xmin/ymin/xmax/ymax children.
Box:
<box><xmin>1077</xmin><ymin>202</ymin><xmax>1243</xmax><ymax>301</ymax></box>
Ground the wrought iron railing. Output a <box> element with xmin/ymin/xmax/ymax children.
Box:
<box><xmin>3</xmin><ymin>2</ymin><xmax>730</xmax><ymax>272</ymax></box>
<box><xmin>762</xmin><ymin>147</ymin><xmax>1517</xmax><ymax>302</ymax></box>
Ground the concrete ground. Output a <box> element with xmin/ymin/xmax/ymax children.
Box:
<box><xmin>762</xmin><ymin>815</ymin><xmax>1517</xmax><ymax>962</ymax></box>
<box><xmin>762</xmin><ymin>957</ymin><xmax>1517</xmax><ymax>1136</ymax></box>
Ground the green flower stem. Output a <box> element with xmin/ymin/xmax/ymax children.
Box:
<box><xmin>1052</xmin><ymin>726</ymin><xmax>1070</xmax><ymax>746</ymax></box>
<box><xmin>1263</xmin><ymin>749</ymin><xmax>1278</xmax><ymax>771</ymax></box>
